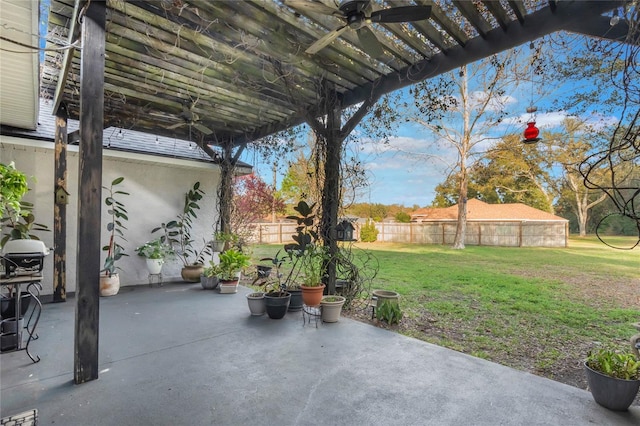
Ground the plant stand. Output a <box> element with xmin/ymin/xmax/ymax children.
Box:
<box><xmin>148</xmin><ymin>273</ymin><xmax>163</xmax><ymax>287</ymax></box>
<box><xmin>302</xmin><ymin>304</ymin><xmax>321</xmax><ymax>328</ymax></box>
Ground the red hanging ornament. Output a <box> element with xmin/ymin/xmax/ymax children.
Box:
<box><xmin>523</xmin><ymin>121</ymin><xmax>540</xmax><ymax>143</ymax></box>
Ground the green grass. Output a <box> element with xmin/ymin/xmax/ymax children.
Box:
<box><xmin>248</xmin><ymin>236</ymin><xmax>640</xmax><ymax>383</ymax></box>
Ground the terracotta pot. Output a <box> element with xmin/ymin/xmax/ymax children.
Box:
<box><xmin>100</xmin><ymin>274</ymin><xmax>120</xmax><ymax>297</ymax></box>
<box><xmin>300</xmin><ymin>284</ymin><xmax>325</xmax><ymax>306</ymax></box>
<box><xmin>181</xmin><ymin>264</ymin><xmax>204</xmax><ymax>282</ymax></box>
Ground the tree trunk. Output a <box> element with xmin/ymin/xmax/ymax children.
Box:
<box><xmin>452</xmin><ymin>170</ymin><xmax>468</xmax><ymax>249</ymax></box>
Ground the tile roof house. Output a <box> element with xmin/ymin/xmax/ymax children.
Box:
<box><xmin>371</xmin><ymin>199</ymin><xmax>569</xmax><ymax>248</ymax></box>
<box><xmin>411</xmin><ymin>199</ymin><xmax>566</xmax><ymax>222</ymax></box>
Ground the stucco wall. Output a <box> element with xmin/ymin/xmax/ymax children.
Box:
<box><xmin>1</xmin><ymin>136</ymin><xmax>221</xmax><ymax>295</ymax></box>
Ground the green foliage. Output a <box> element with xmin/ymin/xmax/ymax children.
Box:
<box><xmin>102</xmin><ymin>177</ymin><xmax>129</xmax><ymax>277</ymax></box>
<box><xmin>395</xmin><ymin>211</ymin><xmax>411</xmax><ymax>223</ymax></box>
<box><xmin>217</xmin><ymin>248</ymin><xmax>251</xmax><ymax>281</ymax></box>
<box><xmin>1</xmin><ymin>201</ymin><xmax>50</xmax><ymax>248</ymax></box>
<box><xmin>0</xmin><ymin>162</ymin><xmax>29</xmax><ymax>221</ymax></box>
<box><xmin>135</xmin><ymin>239</ymin><xmax>174</xmax><ymax>260</ymax></box>
<box><xmin>284</xmin><ymin>200</ymin><xmax>329</xmax><ymax>286</ymax></box>
<box><xmin>376</xmin><ymin>300</ymin><xmax>403</xmax><ymax>324</ymax></box>
<box><xmin>360</xmin><ymin>219</ymin><xmax>378</xmax><ymax>242</ymax></box>
<box><xmin>153</xmin><ymin>182</ymin><xmax>211</xmax><ymax>267</ymax></box>
<box><xmin>586</xmin><ymin>347</ymin><xmax>640</xmax><ymax>380</ymax></box>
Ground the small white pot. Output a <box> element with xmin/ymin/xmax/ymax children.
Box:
<box><xmin>146</xmin><ymin>258</ymin><xmax>164</xmax><ymax>275</ymax></box>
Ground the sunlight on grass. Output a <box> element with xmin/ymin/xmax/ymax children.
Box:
<box><xmin>249</xmin><ymin>236</ymin><xmax>639</xmax><ymax>384</ymax></box>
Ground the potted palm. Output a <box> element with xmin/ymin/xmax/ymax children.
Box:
<box><xmin>584</xmin><ymin>346</ymin><xmax>640</xmax><ymax>411</ymax></box>
<box><xmin>100</xmin><ymin>177</ymin><xmax>129</xmax><ymax>297</ymax></box>
<box><xmin>135</xmin><ymin>238</ymin><xmax>174</xmax><ymax>275</ymax></box>
<box><xmin>216</xmin><ymin>248</ymin><xmax>251</xmax><ymax>293</ymax></box>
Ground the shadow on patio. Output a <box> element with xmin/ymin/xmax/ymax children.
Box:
<box><xmin>2</xmin><ymin>283</ymin><xmax>639</xmax><ymax>425</ymax></box>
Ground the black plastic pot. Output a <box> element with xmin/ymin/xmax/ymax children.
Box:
<box><xmin>287</xmin><ymin>288</ymin><xmax>303</xmax><ymax>311</ymax></box>
<box><xmin>584</xmin><ymin>362</ymin><xmax>640</xmax><ymax>411</ymax></box>
<box><xmin>264</xmin><ymin>292</ymin><xmax>291</xmax><ymax>319</ymax></box>
<box><xmin>1</xmin><ymin>293</ymin><xmax>32</xmax><ymax>319</ymax></box>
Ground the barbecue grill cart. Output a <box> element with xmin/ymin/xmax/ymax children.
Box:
<box><xmin>1</xmin><ymin>240</ymin><xmax>49</xmax><ymax>363</ymax></box>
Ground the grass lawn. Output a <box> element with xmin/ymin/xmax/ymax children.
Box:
<box><xmin>249</xmin><ymin>236</ymin><xmax>639</xmax><ymax>392</ymax></box>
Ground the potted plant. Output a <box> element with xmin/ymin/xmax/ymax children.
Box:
<box><xmin>0</xmin><ymin>162</ymin><xmax>29</xmax><ymax>224</ymax></box>
<box><xmin>209</xmin><ymin>231</ymin><xmax>239</xmax><ymax>253</ymax></box>
<box><xmin>298</xmin><ymin>243</ymin><xmax>328</xmax><ymax>306</ymax></box>
<box><xmin>200</xmin><ymin>261</ymin><xmax>221</xmax><ymax>290</ymax></box>
<box><xmin>254</xmin><ymin>255</ymin><xmax>291</xmax><ymax>319</ymax></box>
<box><xmin>100</xmin><ymin>177</ymin><xmax>129</xmax><ymax>297</ymax></box>
<box><xmin>152</xmin><ymin>182</ymin><xmax>212</xmax><ymax>282</ymax></box>
<box><xmin>320</xmin><ymin>295</ymin><xmax>346</xmax><ymax>323</ymax></box>
<box><xmin>216</xmin><ymin>248</ymin><xmax>251</xmax><ymax>294</ymax></box>
<box><xmin>246</xmin><ymin>291</ymin><xmax>266</xmax><ymax>316</ymax></box>
<box><xmin>584</xmin><ymin>346</ymin><xmax>640</xmax><ymax>411</ymax></box>
<box><xmin>284</xmin><ymin>201</ymin><xmax>329</xmax><ymax>307</ymax></box>
<box><xmin>135</xmin><ymin>238</ymin><xmax>174</xmax><ymax>275</ymax></box>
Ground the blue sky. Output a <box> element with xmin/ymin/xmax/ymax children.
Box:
<box><xmin>242</xmin><ymin>33</ymin><xmax>622</xmax><ymax>208</ymax></box>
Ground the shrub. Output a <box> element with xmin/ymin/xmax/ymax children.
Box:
<box><xmin>360</xmin><ymin>219</ymin><xmax>378</xmax><ymax>242</ymax></box>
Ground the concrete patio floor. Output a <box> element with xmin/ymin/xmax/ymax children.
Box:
<box><xmin>1</xmin><ymin>282</ymin><xmax>639</xmax><ymax>426</ymax></box>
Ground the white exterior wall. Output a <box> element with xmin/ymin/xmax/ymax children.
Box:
<box><xmin>1</xmin><ymin>136</ymin><xmax>221</xmax><ymax>295</ymax></box>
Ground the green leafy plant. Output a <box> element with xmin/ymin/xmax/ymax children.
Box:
<box><xmin>283</xmin><ymin>200</ymin><xmax>330</xmax><ymax>287</ymax></box>
<box><xmin>202</xmin><ymin>261</ymin><xmax>222</xmax><ymax>278</ymax></box>
<box><xmin>360</xmin><ymin>219</ymin><xmax>379</xmax><ymax>242</ymax></box>
<box><xmin>217</xmin><ymin>248</ymin><xmax>251</xmax><ymax>281</ymax></box>
<box><xmin>135</xmin><ymin>239</ymin><xmax>174</xmax><ymax>260</ymax></box>
<box><xmin>0</xmin><ymin>162</ymin><xmax>29</xmax><ymax>221</ymax></box>
<box><xmin>376</xmin><ymin>300</ymin><xmax>403</xmax><ymax>325</ymax></box>
<box><xmin>102</xmin><ymin>177</ymin><xmax>129</xmax><ymax>277</ymax></box>
<box><xmin>1</xmin><ymin>201</ymin><xmax>50</xmax><ymax>248</ymax></box>
<box><xmin>586</xmin><ymin>347</ymin><xmax>640</xmax><ymax>380</ymax></box>
<box><xmin>153</xmin><ymin>182</ymin><xmax>211</xmax><ymax>267</ymax></box>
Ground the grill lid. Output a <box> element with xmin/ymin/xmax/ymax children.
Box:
<box><xmin>2</xmin><ymin>240</ymin><xmax>50</xmax><ymax>256</ymax></box>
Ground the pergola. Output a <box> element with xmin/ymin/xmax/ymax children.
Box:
<box><xmin>40</xmin><ymin>0</ymin><xmax>629</xmax><ymax>384</ymax></box>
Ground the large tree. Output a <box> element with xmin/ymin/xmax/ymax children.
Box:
<box><xmin>371</xmin><ymin>49</ymin><xmax>530</xmax><ymax>248</ymax></box>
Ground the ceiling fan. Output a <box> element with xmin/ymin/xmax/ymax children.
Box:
<box><xmin>285</xmin><ymin>0</ymin><xmax>432</xmax><ymax>58</ymax></box>
<box><xmin>166</xmin><ymin>101</ymin><xmax>213</xmax><ymax>135</ymax></box>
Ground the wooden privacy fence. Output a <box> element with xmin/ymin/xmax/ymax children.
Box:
<box><xmin>248</xmin><ymin>220</ymin><xmax>568</xmax><ymax>248</ymax></box>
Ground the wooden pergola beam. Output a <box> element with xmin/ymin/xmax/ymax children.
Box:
<box><xmin>74</xmin><ymin>0</ymin><xmax>106</xmax><ymax>385</ymax></box>
<box><xmin>342</xmin><ymin>1</ymin><xmax>618</xmax><ymax>108</ymax></box>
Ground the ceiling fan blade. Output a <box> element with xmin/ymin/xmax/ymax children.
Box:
<box><xmin>306</xmin><ymin>24</ymin><xmax>349</xmax><ymax>54</ymax></box>
<box><xmin>371</xmin><ymin>6</ymin><xmax>432</xmax><ymax>23</ymax></box>
<box><xmin>357</xmin><ymin>26</ymin><xmax>384</xmax><ymax>58</ymax></box>
<box><xmin>166</xmin><ymin>122</ymin><xmax>185</xmax><ymax>130</ymax></box>
<box><xmin>193</xmin><ymin>123</ymin><xmax>213</xmax><ymax>135</ymax></box>
<box><xmin>284</xmin><ymin>0</ymin><xmax>344</xmax><ymax>17</ymax></box>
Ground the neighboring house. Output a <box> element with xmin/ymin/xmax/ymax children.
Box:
<box><xmin>372</xmin><ymin>199</ymin><xmax>569</xmax><ymax>247</ymax></box>
<box><xmin>1</xmin><ymin>100</ymin><xmax>251</xmax><ymax>296</ymax></box>
<box><xmin>411</xmin><ymin>199</ymin><xmax>565</xmax><ymax>222</ymax></box>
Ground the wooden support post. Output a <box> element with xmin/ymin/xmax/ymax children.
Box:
<box><xmin>320</xmin><ymin>91</ymin><xmax>342</xmax><ymax>296</ymax></box>
<box><xmin>53</xmin><ymin>103</ymin><xmax>68</xmax><ymax>302</ymax></box>
<box><xmin>74</xmin><ymin>0</ymin><xmax>105</xmax><ymax>385</ymax></box>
